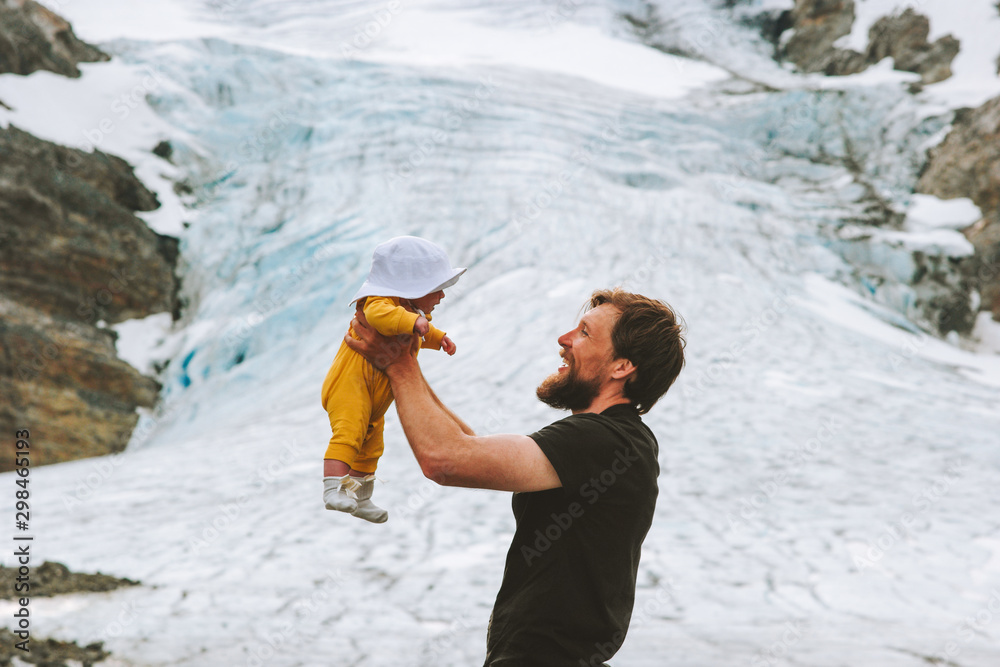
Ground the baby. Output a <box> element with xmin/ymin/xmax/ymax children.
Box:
<box><xmin>321</xmin><ymin>236</ymin><xmax>465</xmax><ymax>523</ymax></box>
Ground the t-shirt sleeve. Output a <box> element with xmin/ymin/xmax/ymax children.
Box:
<box><xmin>529</xmin><ymin>414</ymin><xmax>625</xmax><ymax>495</ymax></box>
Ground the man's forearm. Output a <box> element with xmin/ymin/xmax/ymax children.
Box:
<box><xmin>428</xmin><ymin>384</ymin><xmax>475</xmax><ymax>436</ymax></box>
<box><xmin>386</xmin><ymin>357</ymin><xmax>470</xmax><ymax>482</ymax></box>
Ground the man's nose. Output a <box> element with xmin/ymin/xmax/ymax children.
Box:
<box><xmin>557</xmin><ymin>331</ymin><xmax>573</xmax><ymax>347</ymax></box>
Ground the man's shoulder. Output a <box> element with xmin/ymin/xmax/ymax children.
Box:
<box><xmin>531</xmin><ymin>403</ymin><xmax>656</xmax><ymax>461</ymax></box>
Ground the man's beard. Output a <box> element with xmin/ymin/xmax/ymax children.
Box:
<box><xmin>536</xmin><ymin>359</ymin><xmax>602</xmax><ymax>412</ymax></box>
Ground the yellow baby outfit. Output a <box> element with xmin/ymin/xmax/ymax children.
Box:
<box><xmin>321</xmin><ymin>296</ymin><xmax>446</xmax><ymax>473</ymax></box>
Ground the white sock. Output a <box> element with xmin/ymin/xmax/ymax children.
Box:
<box><xmin>351</xmin><ymin>475</ymin><xmax>388</xmax><ymax>523</ymax></box>
<box><xmin>323</xmin><ymin>475</ymin><xmax>359</xmax><ymax>513</ymax></box>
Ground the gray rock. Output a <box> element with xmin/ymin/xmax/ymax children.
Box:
<box><xmin>0</xmin><ymin>0</ymin><xmax>108</xmax><ymax>77</ymax></box>
<box><xmin>866</xmin><ymin>9</ymin><xmax>960</xmax><ymax>84</ymax></box>
<box><xmin>781</xmin><ymin>0</ymin><xmax>866</xmax><ymax>75</ymax></box>
<box><xmin>778</xmin><ymin>1</ymin><xmax>959</xmax><ymax>83</ymax></box>
<box><xmin>0</xmin><ymin>126</ymin><xmax>178</xmax><ymax>471</ymax></box>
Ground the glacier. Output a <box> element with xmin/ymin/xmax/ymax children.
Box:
<box><xmin>2</xmin><ymin>0</ymin><xmax>1000</xmax><ymax>665</ymax></box>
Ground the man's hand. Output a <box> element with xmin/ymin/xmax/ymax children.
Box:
<box><xmin>441</xmin><ymin>335</ymin><xmax>456</xmax><ymax>356</ymax></box>
<box><xmin>345</xmin><ymin>309</ymin><xmax>418</xmax><ymax>371</ymax></box>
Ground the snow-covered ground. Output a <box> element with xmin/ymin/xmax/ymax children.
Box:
<box><xmin>3</xmin><ymin>1</ymin><xmax>1000</xmax><ymax>665</ymax></box>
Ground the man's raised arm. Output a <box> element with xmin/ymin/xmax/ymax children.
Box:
<box><xmin>344</xmin><ymin>312</ymin><xmax>560</xmax><ymax>492</ymax></box>
<box><xmin>427</xmin><ymin>382</ymin><xmax>475</xmax><ymax>436</ymax></box>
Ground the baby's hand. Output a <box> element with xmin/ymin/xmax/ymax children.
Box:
<box><xmin>414</xmin><ymin>315</ymin><xmax>430</xmax><ymax>337</ymax></box>
<box><xmin>441</xmin><ymin>335</ymin><xmax>456</xmax><ymax>356</ymax></box>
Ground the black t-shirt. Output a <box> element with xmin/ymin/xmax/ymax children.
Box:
<box><xmin>484</xmin><ymin>403</ymin><xmax>660</xmax><ymax>667</ymax></box>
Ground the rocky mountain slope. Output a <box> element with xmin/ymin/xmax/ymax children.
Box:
<box><xmin>771</xmin><ymin>0</ymin><xmax>1000</xmax><ymax>324</ymax></box>
<box><xmin>918</xmin><ymin>95</ymin><xmax>1000</xmax><ymax>321</ymax></box>
<box><xmin>0</xmin><ymin>1</ymin><xmax>178</xmax><ymax>471</ymax></box>
<box><xmin>780</xmin><ymin>1</ymin><xmax>959</xmax><ymax>84</ymax></box>
<box><xmin>0</xmin><ymin>0</ymin><xmax>108</xmax><ymax>78</ymax></box>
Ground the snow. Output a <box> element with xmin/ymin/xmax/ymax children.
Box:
<box><xmin>0</xmin><ymin>59</ymin><xmax>189</xmax><ymax>235</ymax></box>
<box><xmin>111</xmin><ymin>313</ymin><xmax>178</xmax><ymax>376</ymax></box>
<box><xmin>905</xmin><ymin>193</ymin><xmax>983</xmax><ymax>231</ymax></box>
<box><xmin>972</xmin><ymin>312</ymin><xmax>1000</xmax><ymax>355</ymax></box>
<box><xmin>3</xmin><ymin>1</ymin><xmax>1000</xmax><ymax>666</ymax></box>
<box><xmin>799</xmin><ymin>273</ymin><xmax>1000</xmax><ymax>385</ymax></box>
<box><xmin>37</xmin><ymin>0</ymin><xmax>220</xmax><ymax>43</ymax></box>
<box><xmin>363</xmin><ymin>11</ymin><xmax>731</xmax><ymax>99</ymax></box>
<box><xmin>878</xmin><ymin>229</ymin><xmax>975</xmax><ymax>257</ymax></box>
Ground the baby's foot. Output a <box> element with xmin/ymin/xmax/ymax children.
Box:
<box><xmin>351</xmin><ymin>475</ymin><xmax>388</xmax><ymax>524</ymax></box>
<box><xmin>323</xmin><ymin>475</ymin><xmax>360</xmax><ymax>513</ymax></box>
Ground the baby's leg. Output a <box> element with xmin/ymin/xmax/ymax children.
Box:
<box><xmin>324</xmin><ymin>459</ymin><xmax>351</xmax><ymax>477</ymax></box>
<box><xmin>349</xmin><ymin>417</ymin><xmax>387</xmax><ymax>523</ymax></box>
<box><xmin>322</xmin><ymin>375</ymin><xmax>374</xmax><ymax>513</ymax></box>
<box><xmin>352</xmin><ymin>415</ymin><xmax>385</xmax><ymax>474</ymax></box>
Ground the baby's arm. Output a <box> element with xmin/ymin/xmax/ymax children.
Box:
<box><xmin>362</xmin><ymin>297</ymin><xmax>420</xmax><ymax>337</ymax></box>
<box><xmin>421</xmin><ymin>325</ymin><xmax>452</xmax><ymax>352</ymax></box>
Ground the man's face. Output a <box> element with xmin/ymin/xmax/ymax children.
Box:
<box><xmin>536</xmin><ymin>304</ymin><xmax>620</xmax><ymax>412</ymax></box>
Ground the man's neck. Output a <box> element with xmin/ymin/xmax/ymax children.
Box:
<box><xmin>572</xmin><ymin>394</ymin><xmax>632</xmax><ymax>415</ymax></box>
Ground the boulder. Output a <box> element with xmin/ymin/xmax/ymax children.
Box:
<box><xmin>778</xmin><ymin>1</ymin><xmax>958</xmax><ymax>83</ymax></box>
<box><xmin>0</xmin><ymin>0</ymin><xmax>108</xmax><ymax>77</ymax></box>
<box><xmin>782</xmin><ymin>0</ymin><xmax>867</xmax><ymax>75</ymax></box>
<box><xmin>866</xmin><ymin>9</ymin><xmax>960</xmax><ymax>84</ymax></box>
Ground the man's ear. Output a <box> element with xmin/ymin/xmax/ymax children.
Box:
<box><xmin>610</xmin><ymin>358</ymin><xmax>636</xmax><ymax>381</ymax></box>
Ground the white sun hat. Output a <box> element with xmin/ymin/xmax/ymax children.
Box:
<box><xmin>349</xmin><ymin>236</ymin><xmax>466</xmax><ymax>304</ymax></box>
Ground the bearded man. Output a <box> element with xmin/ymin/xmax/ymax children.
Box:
<box><xmin>345</xmin><ymin>287</ymin><xmax>686</xmax><ymax>667</ymax></box>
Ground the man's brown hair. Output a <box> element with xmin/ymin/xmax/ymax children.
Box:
<box><xmin>589</xmin><ymin>288</ymin><xmax>686</xmax><ymax>415</ymax></box>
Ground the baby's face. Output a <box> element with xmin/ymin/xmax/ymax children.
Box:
<box><xmin>411</xmin><ymin>290</ymin><xmax>445</xmax><ymax>314</ymax></box>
